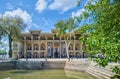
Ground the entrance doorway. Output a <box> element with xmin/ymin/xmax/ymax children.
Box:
<box><xmin>54</xmin><ymin>53</ymin><xmax>58</xmax><ymax>58</ymax></box>
<box><xmin>54</xmin><ymin>48</ymin><xmax>59</xmax><ymax>58</ymax></box>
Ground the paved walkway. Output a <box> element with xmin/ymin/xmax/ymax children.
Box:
<box><xmin>19</xmin><ymin>58</ymin><xmax>89</xmax><ymax>61</ymax></box>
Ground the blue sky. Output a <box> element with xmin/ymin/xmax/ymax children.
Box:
<box><xmin>0</xmin><ymin>0</ymin><xmax>87</xmax><ymax>33</ymax></box>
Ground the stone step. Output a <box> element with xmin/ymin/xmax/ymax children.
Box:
<box><xmin>86</xmin><ymin>69</ymin><xmax>106</xmax><ymax>79</ymax></box>
<box><xmin>88</xmin><ymin>66</ymin><xmax>113</xmax><ymax>77</ymax></box>
<box><xmin>87</xmin><ymin>68</ymin><xmax>111</xmax><ymax>79</ymax></box>
<box><xmin>90</xmin><ymin>65</ymin><xmax>112</xmax><ymax>73</ymax></box>
<box><xmin>86</xmin><ymin>68</ymin><xmax>110</xmax><ymax>79</ymax></box>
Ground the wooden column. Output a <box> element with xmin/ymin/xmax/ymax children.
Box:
<box><xmin>80</xmin><ymin>43</ymin><xmax>83</xmax><ymax>58</ymax></box>
<box><xmin>79</xmin><ymin>43</ymin><xmax>82</xmax><ymax>58</ymax></box>
<box><xmin>24</xmin><ymin>36</ymin><xmax>26</xmax><ymax>58</ymax></box>
<box><xmin>45</xmin><ymin>37</ymin><xmax>48</xmax><ymax>59</ymax></box>
<box><xmin>38</xmin><ymin>36</ymin><xmax>41</xmax><ymax>58</ymax></box>
<box><xmin>53</xmin><ymin>37</ymin><xmax>54</xmax><ymax>58</ymax></box>
<box><xmin>31</xmin><ymin>35</ymin><xmax>33</xmax><ymax>58</ymax></box>
<box><xmin>60</xmin><ymin>37</ymin><xmax>61</xmax><ymax>58</ymax></box>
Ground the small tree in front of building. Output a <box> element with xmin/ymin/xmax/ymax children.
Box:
<box><xmin>0</xmin><ymin>15</ymin><xmax>27</xmax><ymax>58</ymax></box>
<box><xmin>55</xmin><ymin>18</ymin><xmax>78</xmax><ymax>61</ymax></box>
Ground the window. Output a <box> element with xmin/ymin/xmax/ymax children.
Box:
<box><xmin>34</xmin><ymin>44</ymin><xmax>38</xmax><ymax>50</ymax></box>
<box><xmin>75</xmin><ymin>44</ymin><xmax>79</xmax><ymax>50</ymax></box>
<box><xmin>41</xmin><ymin>44</ymin><xmax>45</xmax><ymax>50</ymax></box>
<box><xmin>27</xmin><ymin>44</ymin><xmax>31</xmax><ymax>50</ymax></box>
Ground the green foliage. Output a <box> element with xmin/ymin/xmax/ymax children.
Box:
<box><xmin>55</xmin><ymin>18</ymin><xmax>79</xmax><ymax>61</ymax></box>
<box><xmin>0</xmin><ymin>16</ymin><xmax>27</xmax><ymax>57</ymax></box>
<box><xmin>77</xmin><ymin>0</ymin><xmax>120</xmax><ymax>78</ymax></box>
<box><xmin>55</xmin><ymin>20</ymin><xmax>67</xmax><ymax>37</ymax></box>
<box><xmin>111</xmin><ymin>66</ymin><xmax>120</xmax><ymax>79</ymax></box>
<box><xmin>0</xmin><ymin>50</ymin><xmax>7</xmax><ymax>55</ymax></box>
<box><xmin>55</xmin><ymin>18</ymin><xmax>78</xmax><ymax>39</ymax></box>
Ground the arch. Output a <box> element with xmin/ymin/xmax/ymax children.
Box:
<box><xmin>34</xmin><ymin>44</ymin><xmax>39</xmax><ymax>50</ymax></box>
<box><xmin>26</xmin><ymin>52</ymin><xmax>32</xmax><ymax>58</ymax></box>
<box><xmin>75</xmin><ymin>44</ymin><xmax>79</xmax><ymax>50</ymax></box>
<box><xmin>41</xmin><ymin>43</ymin><xmax>45</xmax><ymax>50</ymax></box>
<box><xmin>75</xmin><ymin>52</ymin><xmax>80</xmax><ymax>58</ymax></box>
<box><xmin>69</xmin><ymin>44</ymin><xmax>73</xmax><ymax>50</ymax></box>
<box><xmin>33</xmin><ymin>52</ymin><xmax>39</xmax><ymax>58</ymax></box>
<box><xmin>40</xmin><ymin>52</ymin><xmax>45</xmax><ymax>58</ymax></box>
<box><xmin>27</xmin><ymin>44</ymin><xmax>31</xmax><ymax>50</ymax></box>
<box><xmin>19</xmin><ymin>51</ymin><xmax>24</xmax><ymax>58</ymax></box>
<box><xmin>69</xmin><ymin>52</ymin><xmax>73</xmax><ymax>58</ymax></box>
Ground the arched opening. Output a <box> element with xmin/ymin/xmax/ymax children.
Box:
<box><xmin>40</xmin><ymin>52</ymin><xmax>45</xmax><ymax>58</ymax></box>
<box><xmin>41</xmin><ymin>44</ymin><xmax>45</xmax><ymax>50</ymax></box>
<box><xmin>75</xmin><ymin>52</ymin><xmax>80</xmax><ymax>58</ymax></box>
<box><xmin>27</xmin><ymin>44</ymin><xmax>31</xmax><ymax>50</ymax></box>
<box><xmin>19</xmin><ymin>51</ymin><xmax>24</xmax><ymax>58</ymax></box>
<box><xmin>34</xmin><ymin>44</ymin><xmax>39</xmax><ymax>50</ymax></box>
<box><xmin>75</xmin><ymin>44</ymin><xmax>79</xmax><ymax>50</ymax></box>
<box><xmin>26</xmin><ymin>52</ymin><xmax>32</xmax><ymax>58</ymax></box>
<box><xmin>33</xmin><ymin>52</ymin><xmax>39</xmax><ymax>58</ymax></box>
<box><xmin>54</xmin><ymin>48</ymin><xmax>59</xmax><ymax>58</ymax></box>
<box><xmin>69</xmin><ymin>52</ymin><xmax>73</xmax><ymax>58</ymax></box>
<box><xmin>69</xmin><ymin>44</ymin><xmax>73</xmax><ymax>50</ymax></box>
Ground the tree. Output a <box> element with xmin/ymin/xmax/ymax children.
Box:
<box><xmin>77</xmin><ymin>0</ymin><xmax>120</xmax><ymax>78</ymax></box>
<box><xmin>0</xmin><ymin>16</ymin><xmax>27</xmax><ymax>58</ymax></box>
<box><xmin>55</xmin><ymin>18</ymin><xmax>78</xmax><ymax>61</ymax></box>
<box><xmin>0</xmin><ymin>42</ymin><xmax>7</xmax><ymax>62</ymax></box>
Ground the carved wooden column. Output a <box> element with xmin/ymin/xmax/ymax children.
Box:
<box><xmin>60</xmin><ymin>37</ymin><xmax>61</xmax><ymax>58</ymax></box>
<box><xmin>24</xmin><ymin>36</ymin><xmax>26</xmax><ymax>58</ymax></box>
<box><xmin>38</xmin><ymin>36</ymin><xmax>41</xmax><ymax>58</ymax></box>
<box><xmin>31</xmin><ymin>35</ymin><xmax>33</xmax><ymax>58</ymax></box>
<box><xmin>52</xmin><ymin>36</ymin><xmax>54</xmax><ymax>58</ymax></box>
<box><xmin>80</xmin><ymin>42</ymin><xmax>83</xmax><ymax>58</ymax></box>
<box><xmin>45</xmin><ymin>36</ymin><xmax>48</xmax><ymax>59</ymax></box>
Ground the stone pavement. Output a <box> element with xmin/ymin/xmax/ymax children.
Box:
<box><xmin>19</xmin><ymin>58</ymin><xmax>89</xmax><ymax>61</ymax></box>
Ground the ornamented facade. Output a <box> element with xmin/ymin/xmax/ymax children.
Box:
<box><xmin>12</xmin><ymin>30</ymin><xmax>87</xmax><ymax>58</ymax></box>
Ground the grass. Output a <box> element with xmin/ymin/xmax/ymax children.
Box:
<box><xmin>0</xmin><ymin>69</ymin><xmax>96</xmax><ymax>79</ymax></box>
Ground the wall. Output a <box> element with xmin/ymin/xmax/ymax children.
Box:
<box><xmin>0</xmin><ymin>60</ymin><xmax>90</xmax><ymax>71</ymax></box>
<box><xmin>0</xmin><ymin>61</ymin><xmax>16</xmax><ymax>70</ymax></box>
<box><xmin>0</xmin><ymin>60</ymin><xmax>114</xmax><ymax>79</ymax></box>
<box><xmin>16</xmin><ymin>60</ymin><xmax>90</xmax><ymax>71</ymax></box>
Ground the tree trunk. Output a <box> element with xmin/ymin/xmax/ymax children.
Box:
<box><xmin>8</xmin><ymin>35</ymin><xmax>12</xmax><ymax>58</ymax></box>
<box><xmin>66</xmin><ymin>47</ymin><xmax>70</xmax><ymax>61</ymax></box>
<box><xmin>65</xmin><ymin>41</ymin><xmax>70</xmax><ymax>61</ymax></box>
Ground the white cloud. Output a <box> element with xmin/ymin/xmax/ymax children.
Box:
<box><xmin>3</xmin><ymin>8</ymin><xmax>32</xmax><ymax>26</ymax></box>
<box><xmin>71</xmin><ymin>8</ymin><xmax>85</xmax><ymax>18</ymax></box>
<box><xmin>24</xmin><ymin>23</ymin><xmax>40</xmax><ymax>33</ymax></box>
<box><xmin>6</xmin><ymin>3</ymin><xmax>14</xmax><ymax>10</ymax></box>
<box><xmin>35</xmin><ymin>0</ymin><xmax>47</xmax><ymax>13</ymax></box>
<box><xmin>49</xmin><ymin>0</ymin><xmax>77</xmax><ymax>13</ymax></box>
